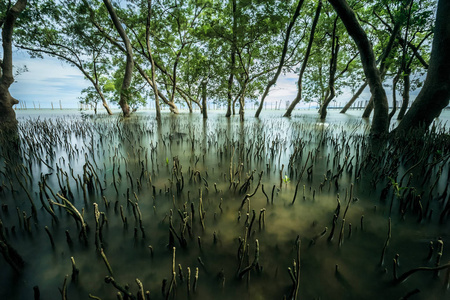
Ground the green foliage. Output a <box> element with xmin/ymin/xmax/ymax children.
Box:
<box><xmin>10</xmin><ymin>0</ymin><xmax>437</xmax><ymax>114</ymax></box>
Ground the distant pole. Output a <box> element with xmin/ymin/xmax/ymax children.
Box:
<box><xmin>59</xmin><ymin>100</ymin><xmax>62</xmax><ymax>110</ymax></box>
<box><xmin>51</xmin><ymin>102</ymin><xmax>54</xmax><ymax>110</ymax></box>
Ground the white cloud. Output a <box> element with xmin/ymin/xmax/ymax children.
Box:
<box><xmin>264</xmin><ymin>74</ymin><xmax>298</xmax><ymax>102</ymax></box>
<box><xmin>10</xmin><ymin>51</ymin><xmax>90</xmax><ymax>108</ymax></box>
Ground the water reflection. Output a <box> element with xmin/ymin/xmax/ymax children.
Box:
<box><xmin>0</xmin><ymin>110</ymin><xmax>448</xmax><ymax>300</ymax></box>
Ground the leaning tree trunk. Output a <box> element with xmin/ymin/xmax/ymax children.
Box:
<box><xmin>361</xmin><ymin>96</ymin><xmax>374</xmax><ymax>118</ymax></box>
<box><xmin>103</xmin><ymin>0</ymin><xmax>132</xmax><ymax>117</ymax></box>
<box><xmin>96</xmin><ymin>86</ymin><xmax>113</xmax><ymax>115</ymax></box>
<box><xmin>255</xmin><ymin>0</ymin><xmax>304</xmax><ymax>118</ymax></box>
<box><xmin>360</xmin><ymin>9</ymin><xmax>404</xmax><ymax>119</ymax></box>
<box><xmin>328</xmin><ymin>0</ymin><xmax>389</xmax><ymax>137</ymax></box>
<box><xmin>389</xmin><ymin>71</ymin><xmax>400</xmax><ymax>122</ymax></box>
<box><xmin>135</xmin><ymin>64</ymin><xmax>178</xmax><ymax>114</ymax></box>
<box><xmin>340</xmin><ymin>81</ymin><xmax>368</xmax><ymax>113</ymax></box>
<box><xmin>319</xmin><ymin>18</ymin><xmax>339</xmax><ymax>120</ymax></box>
<box><xmin>394</xmin><ymin>0</ymin><xmax>450</xmax><ymax>134</ymax></box>
<box><xmin>397</xmin><ymin>70</ymin><xmax>410</xmax><ymax>120</ymax></box>
<box><xmin>284</xmin><ymin>0</ymin><xmax>322</xmax><ymax>117</ymax></box>
<box><xmin>0</xmin><ymin>0</ymin><xmax>27</xmax><ymax>134</ymax></box>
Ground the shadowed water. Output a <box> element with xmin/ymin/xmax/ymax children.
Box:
<box><xmin>0</xmin><ymin>109</ymin><xmax>449</xmax><ymax>300</ymax></box>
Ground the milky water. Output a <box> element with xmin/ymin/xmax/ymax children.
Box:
<box><xmin>0</xmin><ymin>109</ymin><xmax>449</xmax><ymax>300</ymax></box>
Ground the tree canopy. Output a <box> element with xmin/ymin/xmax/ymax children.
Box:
<box><xmin>2</xmin><ymin>0</ymin><xmax>447</xmax><ymax>136</ymax></box>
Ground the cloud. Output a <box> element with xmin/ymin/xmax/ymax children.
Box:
<box><xmin>10</xmin><ymin>51</ymin><xmax>90</xmax><ymax>108</ymax></box>
<box><xmin>265</xmin><ymin>74</ymin><xmax>298</xmax><ymax>102</ymax></box>
<box><xmin>10</xmin><ymin>50</ymin><xmax>421</xmax><ymax>110</ymax></box>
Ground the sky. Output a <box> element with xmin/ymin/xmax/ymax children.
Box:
<box><xmin>11</xmin><ymin>51</ymin><xmax>90</xmax><ymax>109</ymax></box>
<box><xmin>9</xmin><ymin>49</ymin><xmax>410</xmax><ymax>111</ymax></box>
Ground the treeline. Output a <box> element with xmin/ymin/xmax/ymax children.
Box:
<box><xmin>1</xmin><ymin>0</ymin><xmax>450</xmax><ymax>137</ymax></box>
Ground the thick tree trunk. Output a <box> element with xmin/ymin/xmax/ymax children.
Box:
<box><xmin>329</xmin><ymin>0</ymin><xmax>389</xmax><ymax>136</ymax></box>
<box><xmin>0</xmin><ymin>87</ymin><xmax>18</xmax><ymax>131</ymax></box>
<box><xmin>394</xmin><ymin>0</ymin><xmax>450</xmax><ymax>134</ymax></box>
<box><xmin>284</xmin><ymin>0</ymin><xmax>322</xmax><ymax>117</ymax></box>
<box><xmin>103</xmin><ymin>0</ymin><xmax>132</xmax><ymax>117</ymax></box>
<box><xmin>397</xmin><ymin>71</ymin><xmax>410</xmax><ymax>120</ymax></box>
<box><xmin>255</xmin><ymin>0</ymin><xmax>304</xmax><ymax>118</ymax></box>
<box><xmin>340</xmin><ymin>81</ymin><xmax>368</xmax><ymax>113</ymax></box>
<box><xmin>0</xmin><ymin>0</ymin><xmax>27</xmax><ymax>133</ymax></box>
<box><xmin>226</xmin><ymin>96</ymin><xmax>232</xmax><ymax>117</ymax></box>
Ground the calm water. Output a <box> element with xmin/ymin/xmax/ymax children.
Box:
<box><xmin>0</xmin><ymin>109</ymin><xmax>449</xmax><ymax>300</ymax></box>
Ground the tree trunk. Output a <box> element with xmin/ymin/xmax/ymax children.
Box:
<box><xmin>239</xmin><ymin>93</ymin><xmax>245</xmax><ymax>122</ymax></box>
<box><xmin>394</xmin><ymin>0</ymin><xmax>450</xmax><ymax>134</ymax></box>
<box><xmin>147</xmin><ymin>0</ymin><xmax>161</xmax><ymax>122</ymax></box>
<box><xmin>226</xmin><ymin>0</ymin><xmax>237</xmax><ymax>118</ymax></box>
<box><xmin>361</xmin><ymin>96</ymin><xmax>373</xmax><ymax>118</ymax></box>
<box><xmin>359</xmin><ymin>10</ymin><xmax>403</xmax><ymax>119</ymax></box>
<box><xmin>0</xmin><ymin>0</ymin><xmax>27</xmax><ymax>134</ymax></box>
<box><xmin>319</xmin><ymin>19</ymin><xmax>339</xmax><ymax>120</ymax></box>
<box><xmin>201</xmin><ymin>79</ymin><xmax>208</xmax><ymax>118</ymax></box>
<box><xmin>238</xmin><ymin>83</ymin><xmax>247</xmax><ymax>122</ymax></box>
<box><xmin>135</xmin><ymin>64</ymin><xmax>179</xmax><ymax>114</ymax></box>
<box><xmin>340</xmin><ymin>81</ymin><xmax>368</xmax><ymax>113</ymax></box>
<box><xmin>397</xmin><ymin>70</ymin><xmax>410</xmax><ymax>120</ymax></box>
<box><xmin>284</xmin><ymin>0</ymin><xmax>322</xmax><ymax>117</ymax></box>
<box><xmin>92</xmin><ymin>84</ymin><xmax>112</xmax><ymax>115</ymax></box>
<box><xmin>103</xmin><ymin>0</ymin><xmax>132</xmax><ymax>117</ymax></box>
<box><xmin>187</xmin><ymin>99</ymin><xmax>193</xmax><ymax>113</ymax></box>
<box><xmin>255</xmin><ymin>0</ymin><xmax>304</xmax><ymax>118</ymax></box>
<box><xmin>389</xmin><ymin>72</ymin><xmax>400</xmax><ymax>122</ymax></box>
<box><xmin>328</xmin><ymin>0</ymin><xmax>389</xmax><ymax>136</ymax></box>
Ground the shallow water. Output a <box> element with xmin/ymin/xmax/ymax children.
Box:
<box><xmin>0</xmin><ymin>109</ymin><xmax>449</xmax><ymax>300</ymax></box>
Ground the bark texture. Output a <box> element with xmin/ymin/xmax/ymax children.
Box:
<box><xmin>0</xmin><ymin>0</ymin><xmax>27</xmax><ymax>133</ymax></box>
<box><xmin>329</xmin><ymin>0</ymin><xmax>389</xmax><ymax>136</ymax></box>
<box><xmin>394</xmin><ymin>0</ymin><xmax>450</xmax><ymax>134</ymax></box>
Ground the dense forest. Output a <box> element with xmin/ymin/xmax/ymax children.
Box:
<box><xmin>0</xmin><ymin>0</ymin><xmax>449</xmax><ymax>137</ymax></box>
